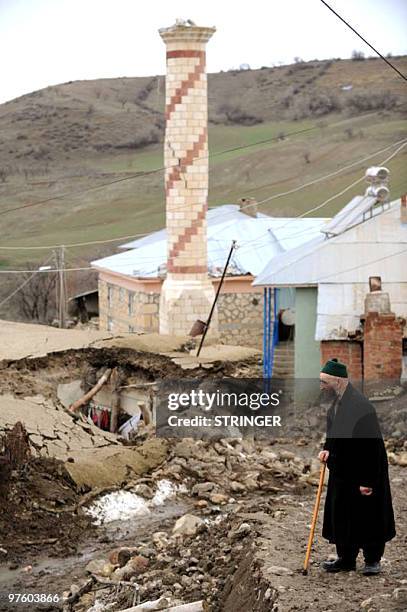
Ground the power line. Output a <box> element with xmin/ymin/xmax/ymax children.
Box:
<box><xmin>0</xmin><ymin>253</ymin><xmax>55</xmax><ymax>309</ymax></box>
<box><xmin>0</xmin><ymin>113</ymin><xmax>385</xmax><ymax>219</ymax></box>
<box><xmin>319</xmin><ymin>0</ymin><xmax>407</xmax><ymax>82</ymax></box>
<box><xmin>230</xmin><ymin>139</ymin><xmax>407</xmax><ymax>248</ymax></box>
<box><xmin>1</xmin><ymin>136</ymin><xmax>406</xmax><ymax>252</ymax></box>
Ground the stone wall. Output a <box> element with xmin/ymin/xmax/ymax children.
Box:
<box><xmin>217</xmin><ymin>292</ymin><xmax>263</xmax><ymax>348</ymax></box>
<box><xmin>98</xmin><ymin>279</ymin><xmax>160</xmax><ymax>334</ymax></box>
<box><xmin>99</xmin><ymin>277</ymin><xmax>264</xmax><ymax>346</ymax></box>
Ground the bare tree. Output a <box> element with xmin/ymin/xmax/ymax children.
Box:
<box><xmin>13</xmin><ymin>266</ymin><xmax>57</xmax><ymax>323</ymax></box>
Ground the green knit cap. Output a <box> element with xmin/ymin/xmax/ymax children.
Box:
<box><xmin>321</xmin><ymin>358</ymin><xmax>348</xmax><ymax>378</ymax></box>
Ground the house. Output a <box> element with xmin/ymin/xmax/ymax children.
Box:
<box><xmin>254</xmin><ymin>193</ymin><xmax>407</xmax><ymax>381</ymax></box>
<box><xmin>91</xmin><ymin>203</ymin><xmax>329</xmax><ymax>347</ymax></box>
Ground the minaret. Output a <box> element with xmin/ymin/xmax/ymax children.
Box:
<box><xmin>158</xmin><ymin>20</ymin><xmax>218</xmax><ymax>336</ymax></box>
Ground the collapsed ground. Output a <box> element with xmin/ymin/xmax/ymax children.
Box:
<box><xmin>0</xmin><ymin>346</ymin><xmax>406</xmax><ymax>612</ymax></box>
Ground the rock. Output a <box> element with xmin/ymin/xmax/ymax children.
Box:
<box><xmin>394</xmin><ymin>452</ymin><xmax>407</xmax><ymax>466</ymax></box>
<box><xmin>278</xmin><ymin>450</ymin><xmax>296</xmax><ymax>461</ymax></box>
<box><xmin>266</xmin><ymin>565</ymin><xmax>294</xmax><ymax>576</ymax></box>
<box><xmin>209</xmin><ymin>493</ymin><xmax>228</xmax><ymax>504</ymax></box>
<box><xmin>194</xmin><ymin>500</ymin><xmax>209</xmax><ymax>508</ymax></box>
<box><xmin>126</xmin><ymin>555</ymin><xmax>149</xmax><ymax>575</ymax></box>
<box><xmin>173</xmin><ymin>514</ymin><xmax>204</xmax><ymax>537</ymax></box>
<box><xmin>108</xmin><ymin>547</ymin><xmax>132</xmax><ymax>567</ymax></box>
<box><xmin>191</xmin><ymin>482</ymin><xmax>216</xmax><ymax>497</ymax></box>
<box><xmin>393</xmin><ymin>587</ymin><xmax>407</xmax><ymax>601</ymax></box>
<box><xmin>133</xmin><ymin>483</ymin><xmax>154</xmax><ymax>499</ymax></box>
<box><xmin>152</xmin><ymin>532</ymin><xmax>170</xmax><ymax>550</ymax></box>
<box><xmin>229</xmin><ymin>481</ymin><xmax>246</xmax><ymax>493</ymax></box>
<box><xmin>360</xmin><ymin>597</ymin><xmax>373</xmax><ymax>609</ymax></box>
<box><xmin>228</xmin><ymin>522</ymin><xmax>252</xmax><ymax>541</ymax></box>
<box><xmin>85</xmin><ymin>559</ymin><xmax>113</xmax><ymax>576</ymax></box>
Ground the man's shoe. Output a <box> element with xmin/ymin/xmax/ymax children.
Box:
<box><xmin>322</xmin><ymin>558</ymin><xmax>356</xmax><ymax>573</ymax></box>
<box><xmin>362</xmin><ymin>562</ymin><xmax>381</xmax><ymax>576</ymax></box>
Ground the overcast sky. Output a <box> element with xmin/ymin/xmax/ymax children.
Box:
<box><xmin>1</xmin><ymin>0</ymin><xmax>406</xmax><ymax>104</ymax></box>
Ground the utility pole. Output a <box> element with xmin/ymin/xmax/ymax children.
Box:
<box><xmin>57</xmin><ymin>245</ymin><xmax>66</xmax><ymax>328</ymax></box>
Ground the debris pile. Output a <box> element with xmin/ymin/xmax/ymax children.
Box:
<box><xmin>151</xmin><ymin>438</ymin><xmax>316</xmax><ymax>495</ymax></box>
<box><xmin>0</xmin><ymin>424</ymin><xmax>92</xmax><ymax>563</ymax></box>
<box><xmin>63</xmin><ymin>510</ymin><xmax>274</xmax><ymax>612</ymax></box>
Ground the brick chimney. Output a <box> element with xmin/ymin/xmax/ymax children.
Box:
<box><xmin>363</xmin><ymin>287</ymin><xmax>404</xmax><ymax>381</ymax></box>
<box><xmin>239</xmin><ymin>197</ymin><xmax>258</xmax><ymax>218</ymax></box>
<box><xmin>401</xmin><ymin>194</ymin><xmax>407</xmax><ymax>224</ymax></box>
<box><xmin>158</xmin><ymin>20</ymin><xmax>218</xmax><ymax>336</ymax></box>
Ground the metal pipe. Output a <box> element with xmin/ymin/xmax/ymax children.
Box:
<box><xmin>196</xmin><ymin>240</ymin><xmax>236</xmax><ymax>357</ymax></box>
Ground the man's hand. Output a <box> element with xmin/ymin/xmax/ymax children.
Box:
<box><xmin>318</xmin><ymin>450</ymin><xmax>329</xmax><ymax>463</ymax></box>
<box><xmin>360</xmin><ymin>486</ymin><xmax>373</xmax><ymax>496</ymax></box>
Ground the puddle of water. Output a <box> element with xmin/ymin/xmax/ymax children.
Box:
<box><xmin>0</xmin><ymin>497</ymin><xmax>190</xmax><ymax>591</ymax></box>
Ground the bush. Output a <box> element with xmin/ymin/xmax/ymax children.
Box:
<box><xmin>218</xmin><ymin>104</ymin><xmax>263</xmax><ymax>125</ymax></box>
<box><xmin>287</xmin><ymin>93</ymin><xmax>341</xmax><ymax>120</ymax></box>
<box><xmin>345</xmin><ymin>91</ymin><xmax>399</xmax><ymax>113</ymax></box>
<box><xmin>352</xmin><ymin>50</ymin><xmax>365</xmax><ymax>61</ymax></box>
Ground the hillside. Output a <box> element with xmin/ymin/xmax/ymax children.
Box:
<box><xmin>0</xmin><ymin>55</ymin><xmax>406</xmax><ymax>275</ymax></box>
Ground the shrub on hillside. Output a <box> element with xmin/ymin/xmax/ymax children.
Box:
<box><xmin>345</xmin><ymin>91</ymin><xmax>399</xmax><ymax>113</ymax></box>
<box><xmin>287</xmin><ymin>93</ymin><xmax>341</xmax><ymax>120</ymax></box>
<box><xmin>218</xmin><ymin>104</ymin><xmax>263</xmax><ymax>125</ymax></box>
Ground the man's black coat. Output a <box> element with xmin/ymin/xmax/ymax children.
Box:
<box><xmin>322</xmin><ymin>383</ymin><xmax>396</xmax><ymax>547</ymax></box>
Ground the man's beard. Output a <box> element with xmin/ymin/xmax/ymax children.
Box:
<box><xmin>319</xmin><ymin>386</ymin><xmax>337</xmax><ymax>404</ymax></box>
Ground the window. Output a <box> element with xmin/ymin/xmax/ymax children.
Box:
<box><xmin>107</xmin><ymin>316</ymin><xmax>113</xmax><ymax>331</ymax></box>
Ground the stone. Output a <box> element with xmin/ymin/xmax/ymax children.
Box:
<box><xmin>393</xmin><ymin>587</ymin><xmax>407</xmax><ymax>601</ymax></box>
<box><xmin>394</xmin><ymin>452</ymin><xmax>407</xmax><ymax>466</ymax></box>
<box><xmin>84</xmin><ymin>559</ymin><xmax>115</xmax><ymax>577</ymax></box>
<box><xmin>108</xmin><ymin>547</ymin><xmax>132</xmax><ymax>567</ymax></box>
<box><xmin>132</xmin><ymin>483</ymin><xmax>154</xmax><ymax>499</ymax></box>
<box><xmin>229</xmin><ymin>481</ymin><xmax>246</xmax><ymax>493</ymax></box>
<box><xmin>172</xmin><ymin>514</ymin><xmax>204</xmax><ymax>538</ymax></box>
<box><xmin>152</xmin><ymin>532</ymin><xmax>170</xmax><ymax>550</ymax></box>
<box><xmin>266</xmin><ymin>566</ymin><xmax>294</xmax><ymax>576</ymax></box>
<box><xmin>191</xmin><ymin>482</ymin><xmax>216</xmax><ymax>497</ymax></box>
<box><xmin>228</xmin><ymin>522</ymin><xmax>252</xmax><ymax>541</ymax></box>
<box><xmin>194</xmin><ymin>500</ymin><xmax>208</xmax><ymax>508</ymax></box>
<box><xmin>209</xmin><ymin>493</ymin><xmax>228</xmax><ymax>504</ymax></box>
<box><xmin>126</xmin><ymin>555</ymin><xmax>149</xmax><ymax>575</ymax></box>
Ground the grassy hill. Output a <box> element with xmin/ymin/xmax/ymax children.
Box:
<box><xmin>0</xmin><ymin>54</ymin><xmax>406</xmax><ymax>275</ymax></box>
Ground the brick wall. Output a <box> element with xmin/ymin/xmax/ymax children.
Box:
<box><xmin>98</xmin><ymin>279</ymin><xmax>160</xmax><ymax>334</ymax></box>
<box><xmin>320</xmin><ymin>340</ymin><xmax>363</xmax><ymax>380</ymax></box>
<box><xmin>363</xmin><ymin>312</ymin><xmax>404</xmax><ymax>381</ymax></box>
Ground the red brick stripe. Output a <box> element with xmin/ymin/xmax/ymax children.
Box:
<box><xmin>165</xmin><ymin>129</ymin><xmax>207</xmax><ymax>194</ymax></box>
<box><xmin>166</xmin><ymin>50</ymin><xmax>205</xmax><ymax>59</ymax></box>
<box><xmin>165</xmin><ymin>54</ymin><xmax>205</xmax><ymax>120</ymax></box>
<box><xmin>167</xmin><ymin>206</ymin><xmax>207</xmax><ymax>271</ymax></box>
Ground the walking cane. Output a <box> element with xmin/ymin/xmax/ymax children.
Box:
<box><xmin>302</xmin><ymin>462</ymin><xmax>326</xmax><ymax>575</ymax></box>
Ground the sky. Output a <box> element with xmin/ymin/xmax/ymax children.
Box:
<box><xmin>0</xmin><ymin>0</ymin><xmax>406</xmax><ymax>104</ymax></box>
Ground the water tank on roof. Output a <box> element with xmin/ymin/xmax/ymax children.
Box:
<box><xmin>365</xmin><ymin>184</ymin><xmax>389</xmax><ymax>202</ymax></box>
<box><xmin>365</xmin><ymin>166</ymin><xmax>389</xmax><ymax>183</ymax></box>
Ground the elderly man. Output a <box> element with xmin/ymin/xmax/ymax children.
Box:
<box><xmin>318</xmin><ymin>358</ymin><xmax>395</xmax><ymax>575</ymax></box>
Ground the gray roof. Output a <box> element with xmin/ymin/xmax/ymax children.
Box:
<box><xmin>92</xmin><ymin>205</ymin><xmax>329</xmax><ymax>278</ymax></box>
<box><xmin>253</xmin><ymin>198</ymin><xmax>407</xmax><ymax>287</ymax></box>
